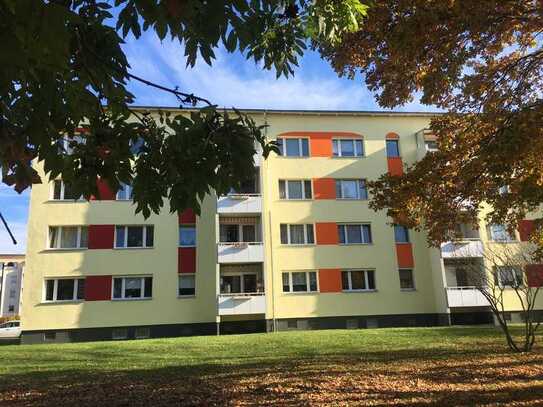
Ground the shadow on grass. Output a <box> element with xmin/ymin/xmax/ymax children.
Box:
<box><xmin>1</xmin><ymin>345</ymin><xmax>542</xmax><ymax>406</ymax></box>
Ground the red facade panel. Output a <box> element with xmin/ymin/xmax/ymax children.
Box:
<box><xmin>178</xmin><ymin>247</ymin><xmax>196</xmax><ymax>274</ymax></box>
<box><xmin>396</xmin><ymin>243</ymin><xmax>414</xmax><ymax>268</ymax></box>
<box><xmin>526</xmin><ymin>264</ymin><xmax>543</xmax><ymax>287</ymax></box>
<box><xmin>519</xmin><ymin>220</ymin><xmax>535</xmax><ymax>242</ymax></box>
<box><xmin>88</xmin><ymin>225</ymin><xmax>115</xmax><ymax>249</ymax></box>
<box><xmin>90</xmin><ymin>178</ymin><xmax>116</xmax><ymax>200</ymax></box>
<box><xmin>316</xmin><ymin>222</ymin><xmax>339</xmax><ymax>245</ymax></box>
<box><xmin>179</xmin><ymin>209</ymin><xmax>196</xmax><ymax>224</ymax></box>
<box><xmin>387</xmin><ymin>157</ymin><xmax>404</xmax><ymax>176</ymax></box>
<box><xmin>313</xmin><ymin>178</ymin><xmax>336</xmax><ymax>200</ymax></box>
<box><xmin>84</xmin><ymin>276</ymin><xmax>112</xmax><ymax>301</ymax></box>
<box><xmin>318</xmin><ymin>269</ymin><xmax>343</xmax><ymax>292</ymax></box>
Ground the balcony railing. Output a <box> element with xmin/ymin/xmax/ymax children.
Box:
<box><xmin>217</xmin><ymin>292</ymin><xmax>266</xmax><ymax>315</ymax></box>
<box><xmin>217</xmin><ymin>194</ymin><xmax>262</xmax><ymax>213</ymax></box>
<box><xmin>446</xmin><ymin>286</ymin><xmax>490</xmax><ymax>307</ymax></box>
<box><xmin>441</xmin><ymin>239</ymin><xmax>484</xmax><ymax>258</ymax></box>
<box><xmin>217</xmin><ymin>242</ymin><xmax>264</xmax><ymax>263</ymax></box>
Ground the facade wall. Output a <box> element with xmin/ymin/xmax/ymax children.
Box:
<box><xmin>19</xmin><ymin>109</ymin><xmax>543</xmax><ymax>341</ymax></box>
<box><xmin>0</xmin><ymin>257</ymin><xmax>24</xmax><ymax>317</ymax></box>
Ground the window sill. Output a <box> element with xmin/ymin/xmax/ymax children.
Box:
<box><xmin>283</xmin><ymin>291</ymin><xmax>318</xmax><ymax>295</ymax></box>
<box><xmin>177</xmin><ymin>295</ymin><xmax>196</xmax><ymax>299</ymax></box>
<box><xmin>400</xmin><ymin>288</ymin><xmax>417</xmax><ymax>292</ymax></box>
<box><xmin>40</xmin><ymin>300</ymin><xmax>84</xmax><ymax>305</ymax></box>
<box><xmin>43</xmin><ymin>248</ymin><xmax>88</xmax><ymax>252</ymax></box>
<box><xmin>331</xmin><ymin>156</ymin><xmax>365</xmax><ymax>159</ymax></box>
<box><xmin>280</xmin><ymin>244</ymin><xmax>316</xmax><ymax>247</ymax></box>
<box><xmin>336</xmin><ymin>198</ymin><xmax>368</xmax><ymax>201</ymax></box>
<box><xmin>111</xmin><ymin>297</ymin><xmax>153</xmax><ymax>301</ymax></box>
<box><xmin>113</xmin><ymin>247</ymin><xmax>154</xmax><ymax>250</ymax></box>
<box><xmin>338</xmin><ymin>243</ymin><xmax>373</xmax><ymax>246</ymax></box>
<box><xmin>277</xmin><ymin>156</ymin><xmax>310</xmax><ymax>159</ymax></box>
<box><xmin>45</xmin><ymin>200</ymin><xmax>86</xmax><ymax>203</ymax></box>
<box><xmin>179</xmin><ymin>245</ymin><xmax>197</xmax><ymax>248</ymax></box>
<box><xmin>342</xmin><ymin>289</ymin><xmax>378</xmax><ymax>293</ymax></box>
<box><xmin>278</xmin><ymin>199</ymin><xmax>313</xmax><ymax>201</ymax></box>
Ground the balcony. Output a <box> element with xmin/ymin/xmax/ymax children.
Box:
<box><xmin>218</xmin><ymin>293</ymin><xmax>266</xmax><ymax>315</ymax></box>
<box><xmin>446</xmin><ymin>286</ymin><xmax>490</xmax><ymax>307</ymax></box>
<box><xmin>441</xmin><ymin>240</ymin><xmax>484</xmax><ymax>258</ymax></box>
<box><xmin>217</xmin><ymin>194</ymin><xmax>262</xmax><ymax>214</ymax></box>
<box><xmin>218</xmin><ymin>242</ymin><xmax>264</xmax><ymax>263</ymax></box>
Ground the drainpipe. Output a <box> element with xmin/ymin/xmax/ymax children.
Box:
<box><xmin>0</xmin><ymin>262</ymin><xmax>4</xmax><ymax>316</ymax></box>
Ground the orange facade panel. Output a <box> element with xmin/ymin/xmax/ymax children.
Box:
<box><xmin>387</xmin><ymin>157</ymin><xmax>404</xmax><ymax>176</ymax></box>
<box><xmin>319</xmin><ymin>269</ymin><xmax>343</xmax><ymax>292</ymax></box>
<box><xmin>313</xmin><ymin>178</ymin><xmax>336</xmax><ymax>199</ymax></box>
<box><xmin>396</xmin><ymin>243</ymin><xmax>414</xmax><ymax>268</ymax></box>
<box><xmin>316</xmin><ymin>222</ymin><xmax>339</xmax><ymax>245</ymax></box>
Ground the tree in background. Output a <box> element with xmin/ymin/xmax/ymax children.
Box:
<box><xmin>323</xmin><ymin>1</ymin><xmax>543</xmax><ymax>251</ymax></box>
<box><xmin>451</xmin><ymin>242</ymin><xmax>542</xmax><ymax>352</ymax></box>
<box><xmin>0</xmin><ymin>0</ymin><xmax>367</xmax><ymax>217</ymax></box>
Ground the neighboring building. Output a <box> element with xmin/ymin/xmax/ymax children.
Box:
<box><xmin>20</xmin><ymin>109</ymin><xmax>543</xmax><ymax>343</ymax></box>
<box><xmin>0</xmin><ymin>254</ymin><xmax>25</xmax><ymax>318</ymax></box>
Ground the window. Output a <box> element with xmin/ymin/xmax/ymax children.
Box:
<box><xmin>179</xmin><ymin>226</ymin><xmax>196</xmax><ymax>247</ymax></box>
<box><xmin>279</xmin><ymin>180</ymin><xmax>312</xmax><ymax>199</ymax></box>
<box><xmin>332</xmin><ymin>139</ymin><xmax>364</xmax><ymax>157</ymax></box>
<box><xmin>487</xmin><ymin>224</ymin><xmax>515</xmax><ymax>242</ymax></box>
<box><xmin>58</xmin><ymin>135</ymin><xmax>86</xmax><ymax>155</ymax></box>
<box><xmin>8</xmin><ymin>305</ymin><xmax>14</xmax><ymax>312</ymax></box>
<box><xmin>495</xmin><ymin>266</ymin><xmax>523</xmax><ymax>287</ymax></box>
<box><xmin>115</xmin><ymin>225</ymin><xmax>154</xmax><ymax>248</ymax></box>
<box><xmin>44</xmin><ymin>278</ymin><xmax>85</xmax><ymax>302</ymax></box>
<box><xmin>342</xmin><ymin>270</ymin><xmax>376</xmax><ymax>291</ymax></box>
<box><xmin>394</xmin><ymin>225</ymin><xmax>410</xmax><ymax>243</ymax></box>
<box><xmin>178</xmin><ymin>274</ymin><xmax>195</xmax><ymax>296</ymax></box>
<box><xmin>9</xmin><ymin>289</ymin><xmax>15</xmax><ymax>298</ymax></box>
<box><xmin>280</xmin><ymin>224</ymin><xmax>314</xmax><ymax>245</ymax></box>
<box><xmin>335</xmin><ymin>179</ymin><xmax>367</xmax><ymax>200</ymax></box>
<box><xmin>220</xmin><ymin>273</ymin><xmax>257</xmax><ymax>294</ymax></box>
<box><xmin>116</xmin><ymin>183</ymin><xmax>133</xmax><ymax>200</ymax></box>
<box><xmin>112</xmin><ymin>277</ymin><xmax>153</xmax><ymax>299</ymax></box>
<box><xmin>112</xmin><ymin>328</ymin><xmax>128</xmax><ymax>340</ymax></box>
<box><xmin>48</xmin><ymin>226</ymin><xmax>88</xmax><ymax>249</ymax></box>
<box><xmin>277</xmin><ymin>138</ymin><xmax>309</xmax><ymax>157</ymax></box>
<box><xmin>282</xmin><ymin>271</ymin><xmax>318</xmax><ymax>292</ymax></box>
<box><xmin>135</xmin><ymin>327</ymin><xmax>150</xmax><ymax>339</ymax></box>
<box><xmin>425</xmin><ymin>140</ymin><xmax>438</xmax><ymax>152</ymax></box>
<box><xmin>386</xmin><ymin>139</ymin><xmax>400</xmax><ymax>157</ymax></box>
<box><xmin>338</xmin><ymin>224</ymin><xmax>372</xmax><ymax>244</ymax></box>
<box><xmin>51</xmin><ymin>180</ymin><xmax>82</xmax><ymax>200</ymax></box>
<box><xmin>399</xmin><ymin>269</ymin><xmax>415</xmax><ymax>290</ymax></box>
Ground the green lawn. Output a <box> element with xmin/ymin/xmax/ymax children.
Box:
<box><xmin>1</xmin><ymin>327</ymin><xmax>542</xmax><ymax>406</ymax></box>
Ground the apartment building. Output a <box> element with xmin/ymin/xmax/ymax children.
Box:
<box><xmin>20</xmin><ymin>109</ymin><xmax>543</xmax><ymax>343</ymax></box>
<box><xmin>0</xmin><ymin>254</ymin><xmax>24</xmax><ymax>318</ymax></box>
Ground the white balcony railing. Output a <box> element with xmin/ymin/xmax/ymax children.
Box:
<box><xmin>217</xmin><ymin>242</ymin><xmax>264</xmax><ymax>263</ymax></box>
<box><xmin>446</xmin><ymin>286</ymin><xmax>490</xmax><ymax>307</ymax></box>
<box><xmin>441</xmin><ymin>239</ymin><xmax>484</xmax><ymax>258</ymax></box>
<box><xmin>217</xmin><ymin>194</ymin><xmax>262</xmax><ymax>214</ymax></box>
<box><xmin>218</xmin><ymin>293</ymin><xmax>266</xmax><ymax>315</ymax></box>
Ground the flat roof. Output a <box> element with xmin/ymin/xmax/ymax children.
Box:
<box><xmin>129</xmin><ymin>106</ymin><xmax>443</xmax><ymax>117</ymax></box>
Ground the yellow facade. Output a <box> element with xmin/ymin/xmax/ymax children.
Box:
<box><xmin>20</xmin><ymin>109</ymin><xmax>543</xmax><ymax>342</ymax></box>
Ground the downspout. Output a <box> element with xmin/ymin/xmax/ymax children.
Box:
<box><xmin>0</xmin><ymin>262</ymin><xmax>4</xmax><ymax>316</ymax></box>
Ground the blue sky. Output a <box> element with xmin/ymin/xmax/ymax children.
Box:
<box><xmin>0</xmin><ymin>30</ymin><xmax>435</xmax><ymax>254</ymax></box>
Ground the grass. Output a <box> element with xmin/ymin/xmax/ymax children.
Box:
<box><xmin>0</xmin><ymin>326</ymin><xmax>542</xmax><ymax>405</ymax></box>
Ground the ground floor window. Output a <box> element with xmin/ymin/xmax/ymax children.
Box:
<box><xmin>113</xmin><ymin>276</ymin><xmax>153</xmax><ymax>299</ymax></box>
<box><xmin>178</xmin><ymin>274</ymin><xmax>195</xmax><ymax>296</ymax></box>
<box><xmin>399</xmin><ymin>269</ymin><xmax>415</xmax><ymax>290</ymax></box>
<box><xmin>282</xmin><ymin>271</ymin><xmax>318</xmax><ymax>293</ymax></box>
<box><xmin>341</xmin><ymin>270</ymin><xmax>376</xmax><ymax>291</ymax></box>
<box><xmin>44</xmin><ymin>278</ymin><xmax>85</xmax><ymax>302</ymax></box>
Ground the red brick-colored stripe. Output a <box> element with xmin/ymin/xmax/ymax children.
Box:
<box><xmin>178</xmin><ymin>247</ymin><xmax>196</xmax><ymax>274</ymax></box>
<box><xmin>88</xmin><ymin>225</ymin><xmax>115</xmax><ymax>249</ymax></box>
<box><xmin>316</xmin><ymin>222</ymin><xmax>339</xmax><ymax>245</ymax></box>
<box><xmin>387</xmin><ymin>157</ymin><xmax>404</xmax><ymax>176</ymax></box>
<box><xmin>90</xmin><ymin>178</ymin><xmax>116</xmax><ymax>200</ymax></box>
<box><xmin>519</xmin><ymin>220</ymin><xmax>535</xmax><ymax>242</ymax></box>
<box><xmin>179</xmin><ymin>209</ymin><xmax>196</xmax><ymax>224</ymax></box>
<box><xmin>318</xmin><ymin>269</ymin><xmax>342</xmax><ymax>292</ymax></box>
<box><xmin>85</xmin><ymin>276</ymin><xmax>112</xmax><ymax>301</ymax></box>
<box><xmin>396</xmin><ymin>243</ymin><xmax>414</xmax><ymax>268</ymax></box>
<box><xmin>313</xmin><ymin>178</ymin><xmax>336</xmax><ymax>199</ymax></box>
<box><xmin>526</xmin><ymin>264</ymin><xmax>543</xmax><ymax>287</ymax></box>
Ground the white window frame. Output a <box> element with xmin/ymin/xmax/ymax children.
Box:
<box><xmin>47</xmin><ymin>226</ymin><xmax>88</xmax><ymax>250</ymax></box>
<box><xmin>179</xmin><ymin>225</ymin><xmax>197</xmax><ymax>247</ymax></box>
<box><xmin>59</xmin><ymin>135</ymin><xmax>86</xmax><ymax>155</ymax></box>
<box><xmin>488</xmin><ymin>224</ymin><xmax>516</xmax><ymax>242</ymax></box>
<box><xmin>43</xmin><ymin>278</ymin><xmax>85</xmax><ymax>302</ymax></box>
<box><xmin>495</xmin><ymin>266</ymin><xmax>524</xmax><ymax>288</ymax></box>
<box><xmin>114</xmin><ymin>225</ymin><xmax>154</xmax><ymax>249</ymax></box>
<box><xmin>280</xmin><ymin>224</ymin><xmax>315</xmax><ymax>245</ymax></box>
<box><xmin>50</xmin><ymin>180</ymin><xmax>83</xmax><ymax>201</ymax></box>
<box><xmin>178</xmin><ymin>274</ymin><xmax>196</xmax><ymax>297</ymax></box>
<box><xmin>337</xmin><ymin>223</ymin><xmax>373</xmax><ymax>245</ymax></box>
<box><xmin>219</xmin><ymin>223</ymin><xmax>261</xmax><ymax>243</ymax></box>
<box><xmin>342</xmin><ymin>269</ymin><xmax>376</xmax><ymax>292</ymax></box>
<box><xmin>398</xmin><ymin>268</ymin><xmax>416</xmax><ymax>291</ymax></box>
<box><xmin>219</xmin><ymin>271</ymin><xmax>259</xmax><ymax>294</ymax></box>
<box><xmin>116</xmin><ymin>183</ymin><xmax>134</xmax><ymax>201</ymax></box>
<box><xmin>335</xmin><ymin>179</ymin><xmax>368</xmax><ymax>200</ymax></box>
<box><xmin>277</xmin><ymin>137</ymin><xmax>310</xmax><ymax>157</ymax></box>
<box><xmin>112</xmin><ymin>276</ymin><xmax>153</xmax><ymax>300</ymax></box>
<box><xmin>424</xmin><ymin>140</ymin><xmax>438</xmax><ymax>152</ymax></box>
<box><xmin>282</xmin><ymin>271</ymin><xmax>319</xmax><ymax>293</ymax></box>
<box><xmin>386</xmin><ymin>139</ymin><xmax>401</xmax><ymax>157</ymax></box>
<box><xmin>279</xmin><ymin>179</ymin><xmax>313</xmax><ymax>200</ymax></box>
<box><xmin>332</xmin><ymin>138</ymin><xmax>364</xmax><ymax>157</ymax></box>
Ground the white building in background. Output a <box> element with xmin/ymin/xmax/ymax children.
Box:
<box><xmin>0</xmin><ymin>255</ymin><xmax>25</xmax><ymax>317</ymax></box>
